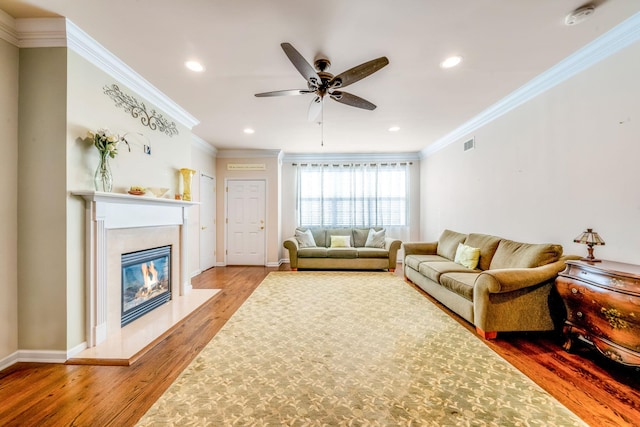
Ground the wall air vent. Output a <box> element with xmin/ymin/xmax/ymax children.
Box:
<box><xmin>463</xmin><ymin>137</ymin><xmax>475</xmax><ymax>151</ymax></box>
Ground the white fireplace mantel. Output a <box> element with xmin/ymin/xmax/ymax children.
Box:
<box><xmin>74</xmin><ymin>191</ymin><xmax>198</xmax><ymax>347</ymax></box>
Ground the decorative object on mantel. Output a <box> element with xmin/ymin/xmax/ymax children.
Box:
<box><xmin>148</xmin><ymin>187</ymin><xmax>170</xmax><ymax>198</ymax></box>
<box><xmin>128</xmin><ymin>186</ymin><xmax>146</xmax><ymax>196</ymax></box>
<box><xmin>88</xmin><ymin>128</ymin><xmax>130</xmax><ymax>192</ymax></box>
<box><xmin>179</xmin><ymin>168</ymin><xmax>196</xmax><ymax>201</ymax></box>
<box><xmin>573</xmin><ymin>228</ymin><xmax>605</xmax><ymax>262</ymax></box>
<box><xmin>104</xmin><ymin>84</ymin><xmax>179</xmax><ymax>137</ymax></box>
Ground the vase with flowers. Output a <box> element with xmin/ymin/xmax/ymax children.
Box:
<box><xmin>87</xmin><ymin>128</ymin><xmax>128</xmax><ymax>192</ymax></box>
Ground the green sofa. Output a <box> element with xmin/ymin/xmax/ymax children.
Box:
<box><xmin>403</xmin><ymin>229</ymin><xmax>578</xmax><ymax>339</ymax></box>
<box><xmin>284</xmin><ymin>227</ymin><xmax>402</xmax><ymax>271</ymax></box>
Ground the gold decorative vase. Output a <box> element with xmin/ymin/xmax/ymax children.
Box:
<box><xmin>180</xmin><ymin>168</ymin><xmax>196</xmax><ymax>201</ymax></box>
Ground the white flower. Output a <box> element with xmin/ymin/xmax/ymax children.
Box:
<box><xmin>88</xmin><ymin>128</ymin><xmax>123</xmax><ymax>159</ymax></box>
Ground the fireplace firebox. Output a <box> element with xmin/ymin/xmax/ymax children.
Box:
<box><xmin>121</xmin><ymin>245</ymin><xmax>171</xmax><ymax>326</ymax></box>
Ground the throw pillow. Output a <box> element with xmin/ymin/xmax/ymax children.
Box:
<box><xmin>330</xmin><ymin>235</ymin><xmax>351</xmax><ymax>248</ymax></box>
<box><xmin>454</xmin><ymin>243</ymin><xmax>481</xmax><ymax>269</ymax></box>
<box><xmin>295</xmin><ymin>229</ymin><xmax>316</xmax><ymax>248</ymax></box>
<box><xmin>365</xmin><ymin>228</ymin><xmax>386</xmax><ymax>248</ymax></box>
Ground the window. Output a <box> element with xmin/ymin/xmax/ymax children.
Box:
<box><xmin>297</xmin><ymin>162</ymin><xmax>409</xmax><ymax>228</ymax></box>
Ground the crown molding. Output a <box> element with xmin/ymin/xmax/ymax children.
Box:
<box><xmin>5</xmin><ymin>16</ymin><xmax>200</xmax><ymax>130</ymax></box>
<box><xmin>65</xmin><ymin>19</ymin><xmax>199</xmax><ymax>130</ymax></box>
<box><xmin>15</xmin><ymin>17</ymin><xmax>66</xmax><ymax>47</ymax></box>
<box><xmin>216</xmin><ymin>149</ymin><xmax>283</xmax><ymax>159</ymax></box>
<box><xmin>192</xmin><ymin>134</ymin><xmax>218</xmax><ymax>156</ymax></box>
<box><xmin>282</xmin><ymin>152</ymin><xmax>421</xmax><ymax>163</ymax></box>
<box><xmin>422</xmin><ymin>11</ymin><xmax>640</xmax><ymax>158</ymax></box>
<box><xmin>0</xmin><ymin>9</ymin><xmax>18</xmax><ymax>46</ymax></box>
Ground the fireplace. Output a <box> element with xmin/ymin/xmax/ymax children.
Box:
<box><xmin>121</xmin><ymin>245</ymin><xmax>171</xmax><ymax>326</ymax></box>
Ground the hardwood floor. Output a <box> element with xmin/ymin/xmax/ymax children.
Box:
<box><xmin>1</xmin><ymin>265</ymin><xmax>638</xmax><ymax>426</ymax></box>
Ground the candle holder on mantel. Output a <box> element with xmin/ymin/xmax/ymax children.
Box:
<box><xmin>179</xmin><ymin>168</ymin><xmax>196</xmax><ymax>201</ymax></box>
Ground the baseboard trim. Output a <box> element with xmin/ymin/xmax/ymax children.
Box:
<box><xmin>0</xmin><ymin>343</ymin><xmax>95</xmax><ymax>371</ymax></box>
<box><xmin>0</xmin><ymin>351</ymin><xmax>19</xmax><ymax>371</ymax></box>
<box><xmin>67</xmin><ymin>341</ymin><xmax>88</xmax><ymax>359</ymax></box>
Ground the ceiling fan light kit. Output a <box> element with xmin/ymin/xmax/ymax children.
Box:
<box><xmin>255</xmin><ymin>42</ymin><xmax>389</xmax><ymax>122</ymax></box>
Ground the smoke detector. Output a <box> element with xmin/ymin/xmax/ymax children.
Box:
<box><xmin>565</xmin><ymin>5</ymin><xmax>595</xmax><ymax>25</ymax></box>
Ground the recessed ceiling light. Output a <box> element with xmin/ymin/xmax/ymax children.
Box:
<box><xmin>185</xmin><ymin>61</ymin><xmax>205</xmax><ymax>72</ymax></box>
<box><xmin>440</xmin><ymin>56</ymin><xmax>462</xmax><ymax>69</ymax></box>
<box><xmin>388</xmin><ymin>126</ymin><xmax>400</xmax><ymax>132</ymax></box>
<box><xmin>243</xmin><ymin>128</ymin><xmax>255</xmax><ymax>134</ymax></box>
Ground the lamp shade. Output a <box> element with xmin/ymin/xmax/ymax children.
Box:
<box><xmin>573</xmin><ymin>228</ymin><xmax>605</xmax><ymax>246</ymax></box>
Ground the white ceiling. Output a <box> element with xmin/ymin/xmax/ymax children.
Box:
<box><xmin>1</xmin><ymin>0</ymin><xmax>639</xmax><ymax>154</ymax></box>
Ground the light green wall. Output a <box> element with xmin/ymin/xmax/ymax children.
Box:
<box><xmin>64</xmin><ymin>50</ymin><xmax>193</xmax><ymax>349</ymax></box>
<box><xmin>215</xmin><ymin>155</ymin><xmax>281</xmax><ymax>265</ymax></box>
<box><xmin>421</xmin><ymin>40</ymin><xmax>640</xmax><ymax>263</ymax></box>
<box><xmin>18</xmin><ymin>47</ymin><xmax>68</xmax><ymax>350</ymax></box>
<box><xmin>14</xmin><ymin>45</ymin><xmax>196</xmax><ymax>353</ymax></box>
<box><xmin>0</xmin><ymin>38</ymin><xmax>19</xmax><ymax>362</ymax></box>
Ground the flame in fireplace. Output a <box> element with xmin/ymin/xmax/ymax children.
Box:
<box><xmin>139</xmin><ymin>262</ymin><xmax>159</xmax><ymax>296</ymax></box>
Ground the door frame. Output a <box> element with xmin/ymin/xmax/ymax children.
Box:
<box><xmin>224</xmin><ymin>178</ymin><xmax>268</xmax><ymax>266</ymax></box>
<box><xmin>199</xmin><ymin>172</ymin><xmax>216</xmax><ymax>272</ymax></box>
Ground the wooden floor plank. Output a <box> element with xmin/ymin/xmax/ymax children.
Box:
<box><xmin>0</xmin><ymin>265</ymin><xmax>638</xmax><ymax>426</ymax></box>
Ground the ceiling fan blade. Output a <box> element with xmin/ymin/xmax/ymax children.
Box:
<box><xmin>281</xmin><ymin>42</ymin><xmax>322</xmax><ymax>88</ymax></box>
<box><xmin>255</xmin><ymin>89</ymin><xmax>314</xmax><ymax>97</ymax></box>
<box><xmin>329</xmin><ymin>56</ymin><xmax>389</xmax><ymax>88</ymax></box>
<box><xmin>329</xmin><ymin>91</ymin><xmax>376</xmax><ymax>110</ymax></box>
<box><xmin>308</xmin><ymin>95</ymin><xmax>323</xmax><ymax>121</ymax></box>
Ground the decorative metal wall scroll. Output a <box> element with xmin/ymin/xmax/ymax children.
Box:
<box><xmin>103</xmin><ymin>84</ymin><xmax>179</xmax><ymax>137</ymax></box>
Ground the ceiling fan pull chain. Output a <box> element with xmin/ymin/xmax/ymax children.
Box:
<box><xmin>321</xmin><ymin>104</ymin><xmax>324</xmax><ymax>147</ymax></box>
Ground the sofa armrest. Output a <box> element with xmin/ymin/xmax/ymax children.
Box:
<box><xmin>385</xmin><ymin>238</ymin><xmax>403</xmax><ymax>268</ymax></box>
<box><xmin>283</xmin><ymin>238</ymin><xmax>300</xmax><ymax>268</ymax></box>
<box><xmin>474</xmin><ymin>257</ymin><xmax>574</xmax><ymax>295</ymax></box>
<box><xmin>402</xmin><ymin>242</ymin><xmax>438</xmax><ymax>256</ymax></box>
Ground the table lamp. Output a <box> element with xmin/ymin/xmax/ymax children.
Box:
<box><xmin>573</xmin><ymin>228</ymin><xmax>605</xmax><ymax>262</ymax></box>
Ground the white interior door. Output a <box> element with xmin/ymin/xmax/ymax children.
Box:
<box><xmin>199</xmin><ymin>173</ymin><xmax>216</xmax><ymax>271</ymax></box>
<box><xmin>226</xmin><ymin>180</ymin><xmax>266</xmax><ymax>265</ymax></box>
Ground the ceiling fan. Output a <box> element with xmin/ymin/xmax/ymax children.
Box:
<box><xmin>255</xmin><ymin>43</ymin><xmax>389</xmax><ymax>121</ymax></box>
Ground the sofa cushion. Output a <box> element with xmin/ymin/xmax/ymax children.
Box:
<box><xmin>418</xmin><ymin>261</ymin><xmax>478</xmax><ymax>283</ymax></box>
<box><xmin>489</xmin><ymin>239</ymin><xmax>563</xmax><ymax>269</ymax></box>
<box><xmin>439</xmin><ymin>272</ymin><xmax>480</xmax><ymax>302</ymax></box>
<box><xmin>464</xmin><ymin>233</ymin><xmax>502</xmax><ymax>271</ymax></box>
<box><xmin>352</xmin><ymin>228</ymin><xmax>370</xmax><ymax>247</ymax></box>
<box><xmin>298</xmin><ymin>247</ymin><xmax>328</xmax><ymax>258</ymax></box>
<box><xmin>296</xmin><ymin>228</ymin><xmax>327</xmax><ymax>248</ymax></box>
<box><xmin>404</xmin><ymin>254</ymin><xmax>449</xmax><ymax>270</ymax></box>
<box><xmin>454</xmin><ymin>243</ymin><xmax>481</xmax><ymax>269</ymax></box>
<box><xmin>295</xmin><ymin>228</ymin><xmax>316</xmax><ymax>248</ymax></box>
<box><xmin>330</xmin><ymin>235</ymin><xmax>351</xmax><ymax>248</ymax></box>
<box><xmin>324</xmin><ymin>228</ymin><xmax>352</xmax><ymax>247</ymax></box>
<box><xmin>327</xmin><ymin>247</ymin><xmax>357</xmax><ymax>258</ymax></box>
<box><xmin>357</xmin><ymin>247</ymin><xmax>389</xmax><ymax>258</ymax></box>
<box><xmin>436</xmin><ymin>229</ymin><xmax>468</xmax><ymax>261</ymax></box>
<box><xmin>365</xmin><ymin>228</ymin><xmax>386</xmax><ymax>248</ymax></box>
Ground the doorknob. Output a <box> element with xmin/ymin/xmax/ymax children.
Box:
<box><xmin>260</xmin><ymin>226</ymin><xmax>264</xmax><ymax>230</ymax></box>
<box><xmin>201</xmin><ymin>226</ymin><xmax>207</xmax><ymax>230</ymax></box>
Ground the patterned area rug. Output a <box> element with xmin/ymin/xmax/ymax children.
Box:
<box><xmin>138</xmin><ymin>272</ymin><xmax>586</xmax><ymax>426</ymax></box>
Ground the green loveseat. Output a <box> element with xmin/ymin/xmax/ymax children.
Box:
<box><xmin>403</xmin><ymin>229</ymin><xmax>578</xmax><ymax>339</ymax></box>
<box><xmin>284</xmin><ymin>227</ymin><xmax>402</xmax><ymax>272</ymax></box>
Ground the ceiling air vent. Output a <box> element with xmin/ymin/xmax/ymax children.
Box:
<box><xmin>463</xmin><ymin>137</ymin><xmax>475</xmax><ymax>152</ymax></box>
